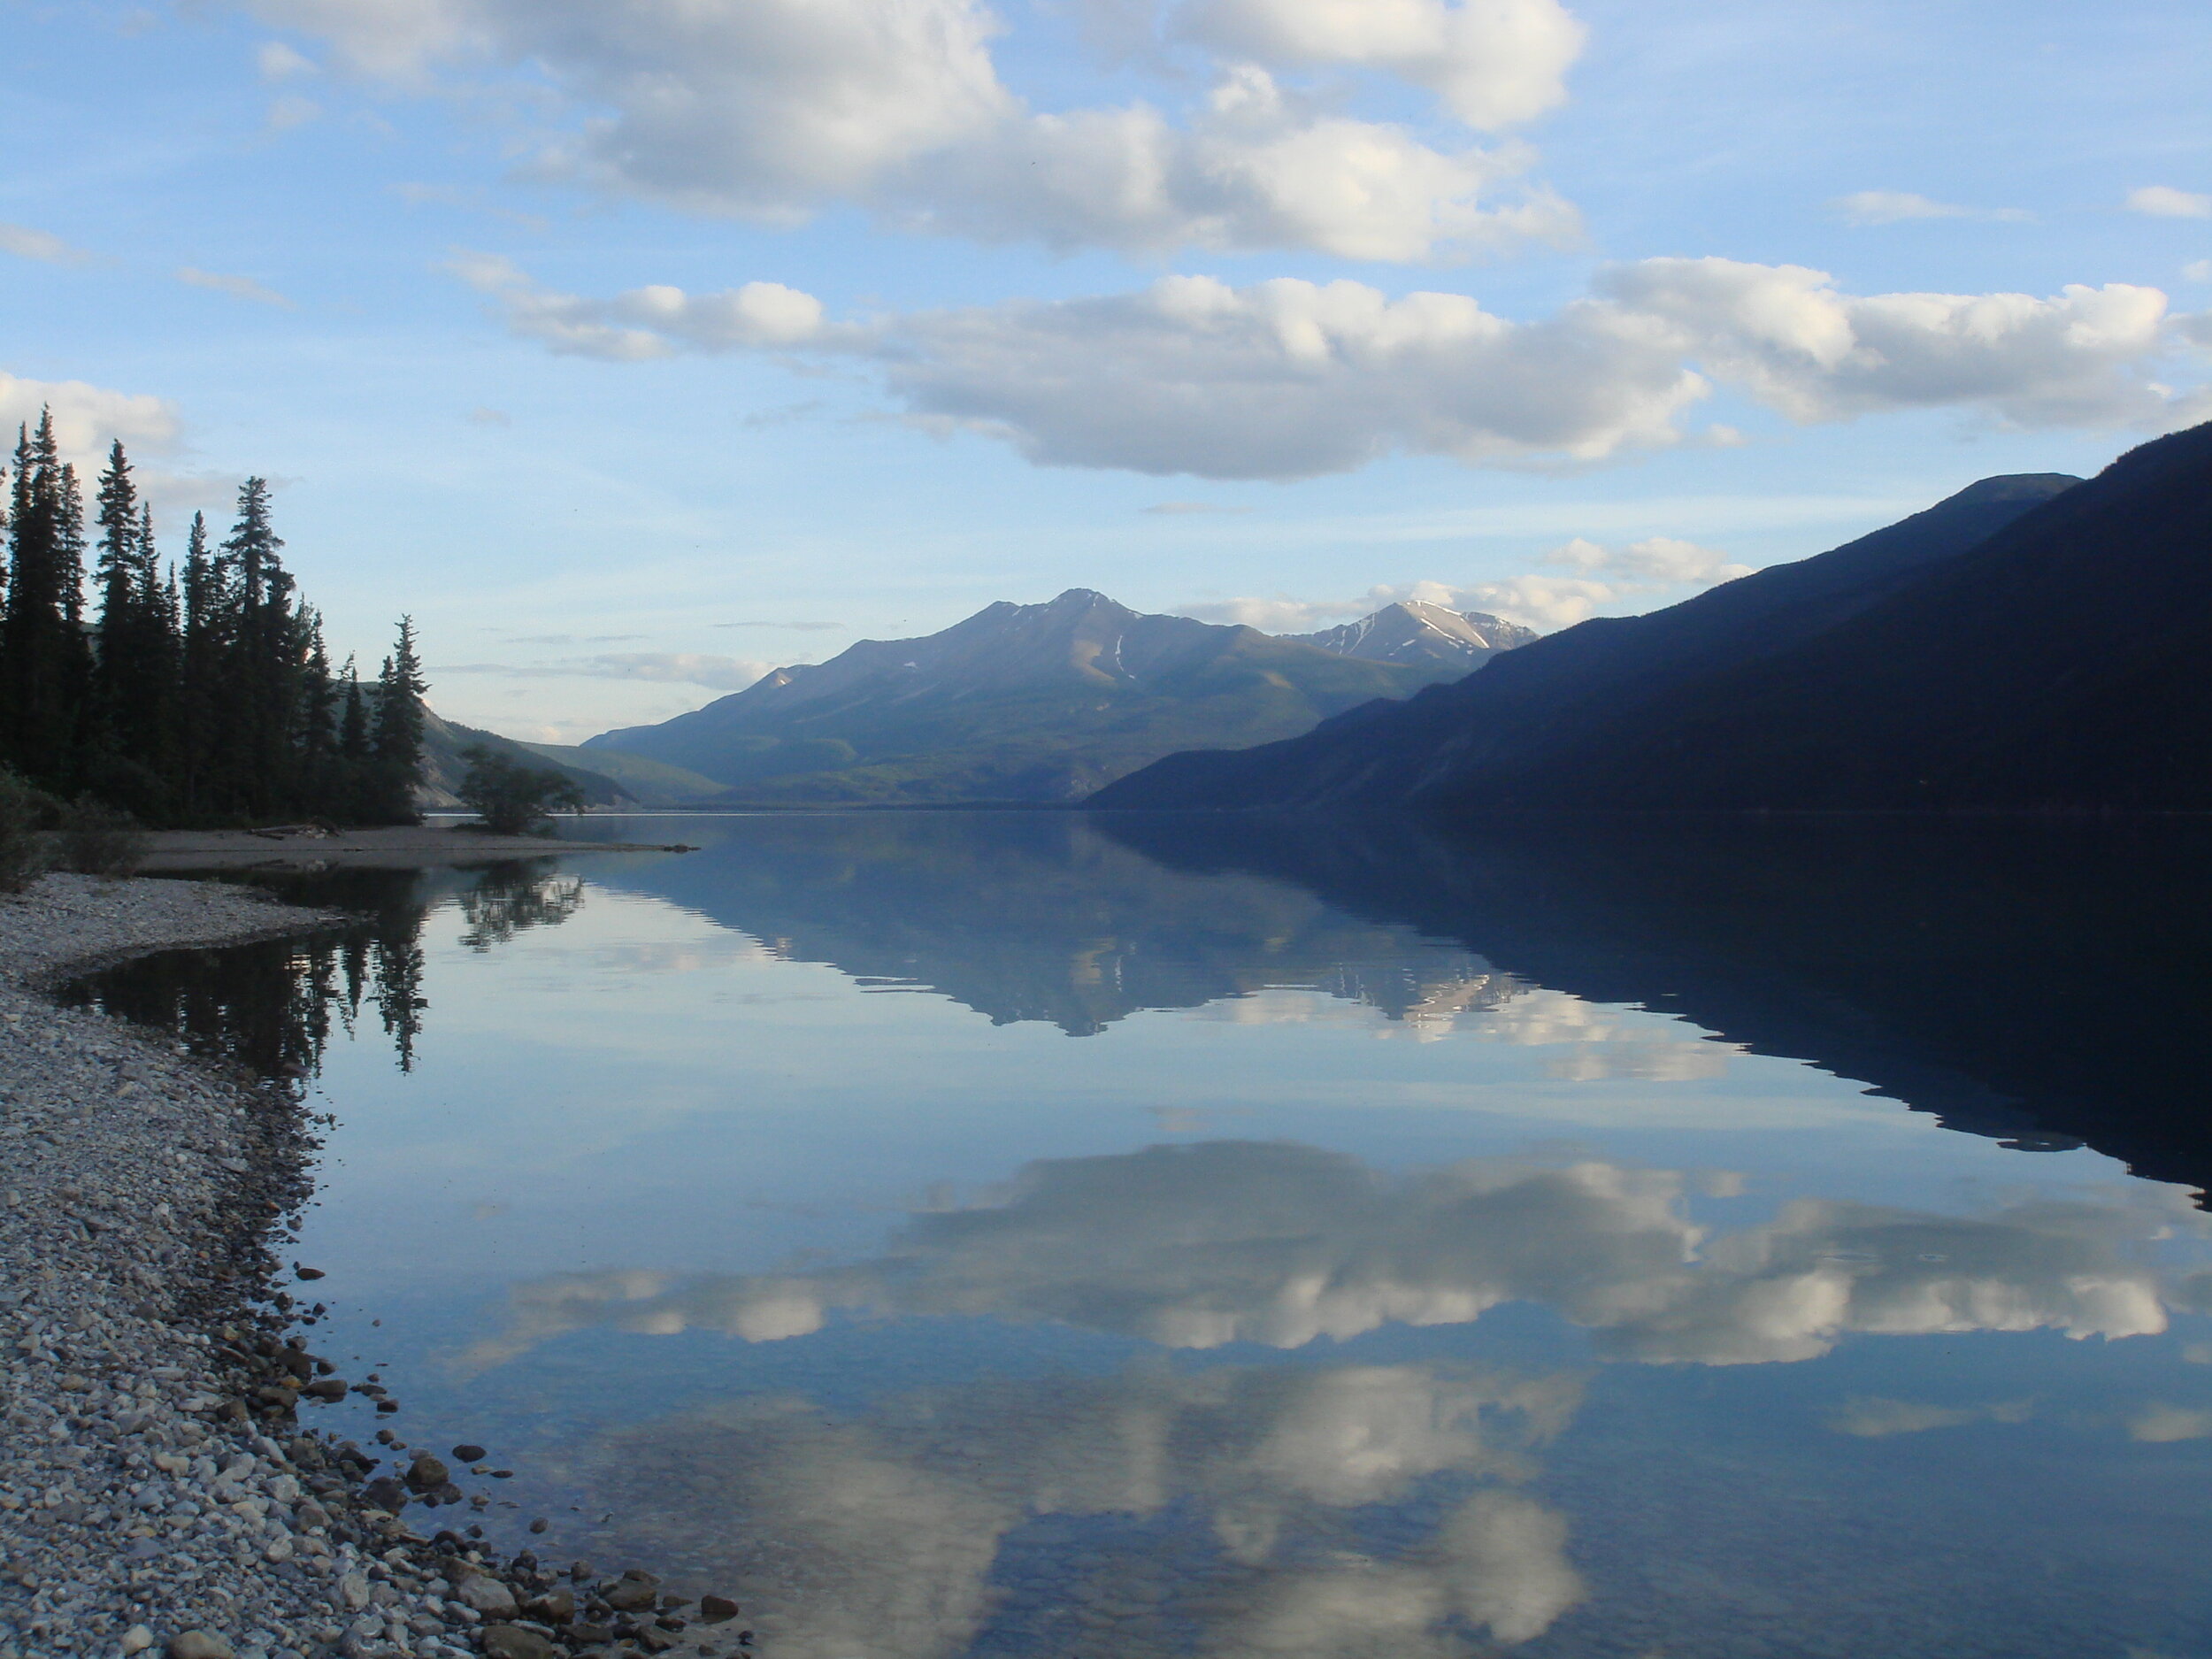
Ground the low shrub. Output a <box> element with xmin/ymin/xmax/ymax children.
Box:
<box><xmin>57</xmin><ymin>798</ymin><xmax>151</xmax><ymax>878</ymax></box>
<box><xmin>0</xmin><ymin>771</ymin><xmax>55</xmax><ymax>894</ymax></box>
<box><xmin>457</xmin><ymin>746</ymin><xmax>588</xmax><ymax>836</ymax></box>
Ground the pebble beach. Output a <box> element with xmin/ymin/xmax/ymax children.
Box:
<box><xmin>0</xmin><ymin>875</ymin><xmax>738</xmax><ymax>1659</ymax></box>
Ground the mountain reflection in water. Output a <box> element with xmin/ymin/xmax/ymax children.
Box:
<box><xmin>565</xmin><ymin>810</ymin><xmax>2212</xmax><ymax>1187</ymax></box>
<box><xmin>61</xmin><ymin>811</ymin><xmax>2212</xmax><ymax>1659</ymax></box>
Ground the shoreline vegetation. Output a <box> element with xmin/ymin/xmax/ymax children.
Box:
<box><xmin>4</xmin><ymin>423</ymin><xmax>429</xmax><ymax>832</ymax></box>
<box><xmin>0</xmin><ymin>874</ymin><xmax>734</xmax><ymax>1659</ymax></box>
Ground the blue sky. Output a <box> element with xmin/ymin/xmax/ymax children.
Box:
<box><xmin>4</xmin><ymin>0</ymin><xmax>2208</xmax><ymax>740</ymax></box>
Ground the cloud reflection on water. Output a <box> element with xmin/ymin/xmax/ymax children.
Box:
<box><xmin>493</xmin><ymin>1139</ymin><xmax>2204</xmax><ymax>1655</ymax></box>
<box><xmin>461</xmin><ymin>1141</ymin><xmax>2198</xmax><ymax>1379</ymax></box>
<box><xmin>563</xmin><ymin>1361</ymin><xmax>1587</xmax><ymax>1659</ymax></box>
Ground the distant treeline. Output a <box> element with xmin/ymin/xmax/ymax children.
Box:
<box><xmin>0</xmin><ymin>409</ymin><xmax>424</xmax><ymax>826</ymax></box>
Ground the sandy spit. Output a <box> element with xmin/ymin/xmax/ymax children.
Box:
<box><xmin>136</xmin><ymin>826</ymin><xmax>689</xmax><ymax>873</ymax></box>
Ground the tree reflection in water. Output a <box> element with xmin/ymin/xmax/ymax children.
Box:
<box><xmin>63</xmin><ymin>860</ymin><xmax>587</xmax><ymax>1077</ymax></box>
<box><xmin>458</xmin><ymin>864</ymin><xmax>587</xmax><ymax>952</ymax></box>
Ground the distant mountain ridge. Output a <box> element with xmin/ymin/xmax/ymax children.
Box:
<box><xmin>1288</xmin><ymin>601</ymin><xmax>1538</xmax><ymax>667</ymax></box>
<box><xmin>1091</xmin><ymin>468</ymin><xmax>2090</xmax><ymax>810</ymax></box>
<box><xmin>585</xmin><ymin>588</ymin><xmax>1476</xmax><ymax>804</ymax></box>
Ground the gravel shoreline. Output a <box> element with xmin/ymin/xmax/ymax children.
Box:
<box><xmin>0</xmin><ymin>876</ymin><xmax>740</xmax><ymax>1659</ymax></box>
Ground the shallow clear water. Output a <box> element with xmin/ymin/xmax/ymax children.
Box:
<box><xmin>73</xmin><ymin>812</ymin><xmax>2212</xmax><ymax>1657</ymax></box>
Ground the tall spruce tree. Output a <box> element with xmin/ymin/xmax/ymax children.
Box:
<box><xmin>176</xmin><ymin>511</ymin><xmax>226</xmax><ymax>818</ymax></box>
<box><xmin>215</xmin><ymin>477</ymin><xmax>302</xmax><ymax>818</ymax></box>
<box><xmin>88</xmin><ymin>442</ymin><xmax>177</xmax><ymax>811</ymax></box>
<box><xmin>368</xmin><ymin>617</ymin><xmax>427</xmax><ymax>823</ymax></box>
<box><xmin>1</xmin><ymin>412</ymin><xmax>93</xmax><ymax>786</ymax></box>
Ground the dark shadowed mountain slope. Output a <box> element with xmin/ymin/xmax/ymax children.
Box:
<box><xmin>1448</xmin><ymin>424</ymin><xmax>2212</xmax><ymax>809</ymax></box>
<box><xmin>1287</xmin><ymin>601</ymin><xmax>1538</xmax><ymax>668</ymax></box>
<box><xmin>1090</xmin><ymin>470</ymin><xmax>2080</xmax><ymax>810</ymax></box>
<box><xmin>584</xmin><ymin>589</ymin><xmax>1464</xmax><ymax>804</ymax></box>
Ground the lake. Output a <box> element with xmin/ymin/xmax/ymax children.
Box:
<box><xmin>70</xmin><ymin>811</ymin><xmax>2212</xmax><ymax>1658</ymax></box>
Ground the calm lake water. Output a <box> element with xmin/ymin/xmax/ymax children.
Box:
<box><xmin>71</xmin><ymin>812</ymin><xmax>2212</xmax><ymax>1658</ymax></box>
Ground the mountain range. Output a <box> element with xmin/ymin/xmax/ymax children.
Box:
<box><xmin>1091</xmin><ymin>447</ymin><xmax>2172</xmax><ymax>809</ymax></box>
<box><xmin>583</xmin><ymin>589</ymin><xmax>1492</xmax><ymax>805</ymax></box>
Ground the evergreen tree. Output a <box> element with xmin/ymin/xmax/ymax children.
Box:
<box><xmin>1</xmin><ymin>412</ymin><xmax>93</xmax><ymax>786</ymax></box>
<box><xmin>176</xmin><ymin>511</ymin><xmax>226</xmax><ymax>818</ymax></box>
<box><xmin>94</xmin><ymin>441</ymin><xmax>138</xmax><ymax>633</ymax></box>
<box><xmin>367</xmin><ymin>617</ymin><xmax>426</xmax><ymax>823</ymax></box>
<box><xmin>338</xmin><ymin>656</ymin><xmax>368</xmax><ymax>760</ymax></box>
<box><xmin>214</xmin><ymin>477</ymin><xmax>303</xmax><ymax>818</ymax></box>
<box><xmin>87</xmin><ymin>443</ymin><xmax>176</xmax><ymax>812</ymax></box>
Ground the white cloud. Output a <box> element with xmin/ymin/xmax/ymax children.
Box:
<box><xmin>266</xmin><ymin>92</ymin><xmax>322</xmax><ymax>129</ymax></box>
<box><xmin>1546</xmin><ymin>534</ymin><xmax>1749</xmax><ymax>583</ymax></box>
<box><xmin>0</xmin><ymin>223</ymin><xmax>93</xmax><ymax>265</ymax></box>
<box><xmin>1598</xmin><ymin>257</ymin><xmax>2201</xmax><ymax>428</ymax></box>
<box><xmin>566</xmin><ymin>652</ymin><xmax>774</xmax><ymax>690</ymax></box>
<box><xmin>436</xmin><ymin>651</ymin><xmax>775</xmax><ymax>690</ymax></box>
<box><xmin>1181</xmin><ymin>594</ymin><xmax>1365</xmax><ymax>628</ymax></box>
<box><xmin>242</xmin><ymin>0</ymin><xmax>1578</xmax><ymax>258</ymax></box>
<box><xmin>452</xmin><ymin>254</ymin><xmax>832</xmax><ymax>358</ymax></box>
<box><xmin>1829</xmin><ymin>190</ymin><xmax>2027</xmax><ymax>227</ymax></box>
<box><xmin>1175</xmin><ymin>0</ymin><xmax>1585</xmax><ymax>128</ymax></box>
<box><xmin>2126</xmin><ymin>185</ymin><xmax>2212</xmax><ymax>219</ymax></box>
<box><xmin>177</xmin><ymin>265</ymin><xmax>296</xmax><ymax>307</ymax></box>
<box><xmin>1182</xmin><ymin>549</ymin><xmax>1747</xmax><ymax>634</ymax></box>
<box><xmin>1446</xmin><ymin>572</ymin><xmax>1618</xmax><ymax>629</ymax></box>
<box><xmin>0</xmin><ymin>371</ymin><xmax>182</xmax><ymax>470</ymax></box>
<box><xmin>1418</xmin><ymin>534</ymin><xmax>1752</xmax><ymax>631</ymax></box>
<box><xmin>257</xmin><ymin>39</ymin><xmax>317</xmax><ymax>79</ymax></box>
<box><xmin>864</xmin><ymin>273</ymin><xmax>1694</xmax><ymax>474</ymax></box>
<box><xmin>889</xmin><ymin>72</ymin><xmax>1579</xmax><ymax>260</ymax></box>
<box><xmin>2187</xmin><ymin>260</ymin><xmax>2212</xmax><ymax>284</ymax></box>
<box><xmin>461</xmin><ymin>257</ymin><xmax>2212</xmax><ymax>479</ymax></box>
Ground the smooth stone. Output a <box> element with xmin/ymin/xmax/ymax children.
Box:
<box><xmin>167</xmin><ymin>1634</ymin><xmax>238</xmax><ymax>1659</ymax></box>
<box><xmin>449</xmin><ymin>1445</ymin><xmax>487</xmax><ymax>1463</ymax></box>
<box><xmin>456</xmin><ymin>1573</ymin><xmax>520</xmax><ymax>1617</ymax></box>
<box><xmin>479</xmin><ymin>1628</ymin><xmax>558</xmax><ymax>1659</ymax></box>
<box><xmin>404</xmin><ymin>1453</ymin><xmax>449</xmax><ymax>1492</ymax></box>
<box><xmin>524</xmin><ymin>1588</ymin><xmax>575</xmax><ymax>1622</ymax></box>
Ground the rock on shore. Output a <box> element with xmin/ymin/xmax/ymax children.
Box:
<box><xmin>0</xmin><ymin>876</ymin><xmax>742</xmax><ymax>1659</ymax></box>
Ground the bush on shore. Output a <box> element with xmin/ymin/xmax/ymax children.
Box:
<box><xmin>0</xmin><ymin>769</ymin><xmax>58</xmax><ymax>893</ymax></box>
<box><xmin>457</xmin><ymin>746</ymin><xmax>588</xmax><ymax>836</ymax></box>
<box><xmin>57</xmin><ymin>798</ymin><xmax>150</xmax><ymax>878</ymax></box>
